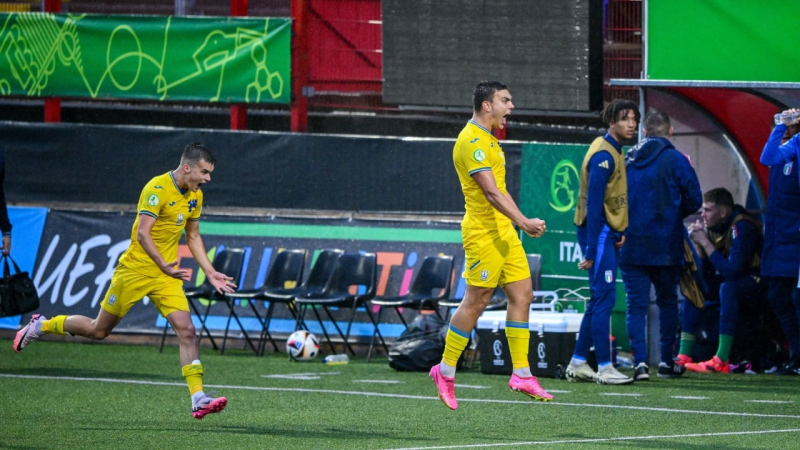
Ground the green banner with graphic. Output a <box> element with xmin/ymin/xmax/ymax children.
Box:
<box><xmin>520</xmin><ymin>142</ymin><xmax>629</xmax><ymax>348</ymax></box>
<box><xmin>0</xmin><ymin>13</ymin><xmax>290</xmax><ymax>103</ymax></box>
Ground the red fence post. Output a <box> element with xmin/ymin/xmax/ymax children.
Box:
<box><xmin>44</xmin><ymin>0</ymin><xmax>62</xmax><ymax>123</ymax></box>
<box><xmin>230</xmin><ymin>0</ymin><xmax>248</xmax><ymax>130</ymax></box>
<box><xmin>291</xmin><ymin>0</ymin><xmax>309</xmax><ymax>132</ymax></box>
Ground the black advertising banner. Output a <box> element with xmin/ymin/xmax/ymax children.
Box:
<box><xmin>1</xmin><ymin>121</ymin><xmax>522</xmax><ymax>214</ymax></box>
<box><xmin>32</xmin><ymin>209</ymin><xmax>466</xmax><ymax>339</ymax></box>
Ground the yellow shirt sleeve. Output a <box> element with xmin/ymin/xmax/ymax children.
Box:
<box><xmin>138</xmin><ymin>184</ymin><xmax>166</xmax><ymax>219</ymax></box>
<box><xmin>455</xmin><ymin>136</ymin><xmax>492</xmax><ymax>177</ymax></box>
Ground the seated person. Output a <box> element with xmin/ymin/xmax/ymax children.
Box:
<box><xmin>678</xmin><ymin>187</ymin><xmax>766</xmax><ymax>373</ymax></box>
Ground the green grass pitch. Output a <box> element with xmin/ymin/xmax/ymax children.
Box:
<box><xmin>2</xmin><ymin>340</ymin><xmax>800</xmax><ymax>449</ymax></box>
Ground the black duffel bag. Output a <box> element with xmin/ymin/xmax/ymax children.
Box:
<box><xmin>0</xmin><ymin>255</ymin><xmax>40</xmax><ymax>317</ymax></box>
<box><xmin>389</xmin><ymin>314</ymin><xmax>460</xmax><ymax>372</ymax></box>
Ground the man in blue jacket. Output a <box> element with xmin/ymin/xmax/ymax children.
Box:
<box><xmin>760</xmin><ymin>110</ymin><xmax>800</xmax><ymax>375</ymax></box>
<box><xmin>619</xmin><ymin>111</ymin><xmax>702</xmax><ymax>381</ymax></box>
<box><xmin>682</xmin><ymin>188</ymin><xmax>765</xmax><ymax>373</ymax></box>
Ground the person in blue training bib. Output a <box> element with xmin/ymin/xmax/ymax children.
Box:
<box><xmin>567</xmin><ymin>99</ymin><xmax>639</xmax><ymax>386</ymax></box>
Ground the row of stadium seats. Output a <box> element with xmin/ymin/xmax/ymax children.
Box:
<box><xmin>159</xmin><ymin>248</ymin><xmax>543</xmax><ymax>360</ymax></box>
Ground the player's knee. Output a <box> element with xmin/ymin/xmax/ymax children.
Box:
<box><xmin>88</xmin><ymin>327</ymin><xmax>111</xmax><ymax>340</ymax></box>
<box><xmin>175</xmin><ymin>324</ymin><xmax>197</xmax><ymax>343</ymax></box>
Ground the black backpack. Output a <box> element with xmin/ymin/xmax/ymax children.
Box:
<box><xmin>388</xmin><ymin>314</ymin><xmax>450</xmax><ymax>372</ymax></box>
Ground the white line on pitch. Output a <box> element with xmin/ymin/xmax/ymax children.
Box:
<box><xmin>2</xmin><ymin>373</ymin><xmax>799</xmax><ymax>420</ymax></box>
<box><xmin>353</xmin><ymin>379</ymin><xmax>404</xmax><ymax>384</ymax></box>
<box><xmin>601</xmin><ymin>393</ymin><xmax>643</xmax><ymax>397</ymax></box>
<box><xmin>746</xmin><ymin>400</ymin><xmax>794</xmax><ymax>404</ymax></box>
<box><xmin>380</xmin><ymin>428</ymin><xmax>800</xmax><ymax>450</ymax></box>
<box><xmin>261</xmin><ymin>372</ymin><xmax>340</xmax><ymax>380</ymax></box>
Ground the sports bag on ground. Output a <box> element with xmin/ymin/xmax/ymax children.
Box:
<box><xmin>0</xmin><ymin>255</ymin><xmax>40</xmax><ymax>317</ymax></box>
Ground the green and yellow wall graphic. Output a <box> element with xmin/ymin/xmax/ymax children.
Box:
<box><xmin>0</xmin><ymin>13</ymin><xmax>290</xmax><ymax>103</ymax></box>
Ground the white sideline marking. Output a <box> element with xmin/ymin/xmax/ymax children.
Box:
<box><xmin>670</xmin><ymin>395</ymin><xmax>709</xmax><ymax>400</ymax></box>
<box><xmin>455</xmin><ymin>384</ymin><xmax>491</xmax><ymax>389</ymax></box>
<box><xmin>354</xmin><ymin>379</ymin><xmax>403</xmax><ymax>384</ymax></box>
<box><xmin>261</xmin><ymin>372</ymin><xmax>340</xmax><ymax>380</ymax></box>
<box><xmin>380</xmin><ymin>428</ymin><xmax>800</xmax><ymax>450</ymax></box>
<box><xmin>746</xmin><ymin>400</ymin><xmax>794</xmax><ymax>404</ymax></box>
<box><xmin>2</xmin><ymin>373</ymin><xmax>800</xmax><ymax>420</ymax></box>
<box><xmin>600</xmin><ymin>393</ymin><xmax>643</xmax><ymax>397</ymax></box>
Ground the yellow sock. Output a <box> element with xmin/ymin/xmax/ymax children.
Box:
<box><xmin>41</xmin><ymin>315</ymin><xmax>68</xmax><ymax>335</ymax></box>
<box><xmin>442</xmin><ymin>325</ymin><xmax>470</xmax><ymax>367</ymax></box>
<box><xmin>181</xmin><ymin>362</ymin><xmax>204</xmax><ymax>396</ymax></box>
<box><xmin>505</xmin><ymin>321</ymin><xmax>530</xmax><ymax>370</ymax></box>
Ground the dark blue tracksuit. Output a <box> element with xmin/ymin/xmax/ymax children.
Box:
<box><xmin>0</xmin><ymin>149</ymin><xmax>11</xmax><ymax>238</ymax></box>
<box><xmin>760</xmin><ymin>125</ymin><xmax>800</xmax><ymax>356</ymax></box>
<box><xmin>619</xmin><ymin>136</ymin><xmax>702</xmax><ymax>366</ymax></box>
<box><xmin>574</xmin><ymin>134</ymin><xmax>624</xmax><ymax>367</ymax></box>
<box><xmin>682</xmin><ymin>206</ymin><xmax>765</xmax><ymax>354</ymax></box>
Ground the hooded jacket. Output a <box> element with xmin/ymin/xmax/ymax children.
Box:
<box><xmin>619</xmin><ymin>136</ymin><xmax>702</xmax><ymax>266</ymax></box>
<box><xmin>760</xmin><ymin>125</ymin><xmax>800</xmax><ymax>278</ymax></box>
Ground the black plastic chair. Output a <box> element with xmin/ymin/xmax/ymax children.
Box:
<box><xmin>224</xmin><ymin>248</ymin><xmax>307</xmax><ymax>355</ymax></box>
<box><xmin>159</xmin><ymin>247</ymin><xmax>246</xmax><ymax>353</ymax></box>
<box><xmin>277</xmin><ymin>249</ymin><xmax>344</xmax><ymax>333</ymax></box>
<box><xmin>294</xmin><ymin>252</ymin><xmax>384</xmax><ymax>356</ymax></box>
<box><xmin>367</xmin><ymin>255</ymin><xmax>454</xmax><ymax>361</ymax></box>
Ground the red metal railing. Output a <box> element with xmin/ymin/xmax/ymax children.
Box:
<box><xmin>603</xmin><ymin>0</ymin><xmax>643</xmax><ymax>104</ymax></box>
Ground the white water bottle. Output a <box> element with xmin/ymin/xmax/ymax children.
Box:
<box><xmin>322</xmin><ymin>354</ymin><xmax>350</xmax><ymax>365</ymax></box>
<box><xmin>774</xmin><ymin>112</ymin><xmax>800</xmax><ymax>125</ymax></box>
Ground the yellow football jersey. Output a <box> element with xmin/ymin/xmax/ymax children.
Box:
<box><xmin>453</xmin><ymin>120</ymin><xmax>512</xmax><ymax>230</ymax></box>
<box><xmin>118</xmin><ymin>171</ymin><xmax>203</xmax><ymax>278</ymax></box>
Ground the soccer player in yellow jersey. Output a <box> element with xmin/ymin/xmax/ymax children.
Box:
<box><xmin>13</xmin><ymin>143</ymin><xmax>237</xmax><ymax>420</ymax></box>
<box><xmin>430</xmin><ymin>81</ymin><xmax>552</xmax><ymax>410</ymax></box>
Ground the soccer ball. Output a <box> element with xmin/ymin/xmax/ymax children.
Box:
<box><xmin>286</xmin><ymin>330</ymin><xmax>320</xmax><ymax>361</ymax></box>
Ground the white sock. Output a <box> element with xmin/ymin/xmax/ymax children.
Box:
<box><xmin>439</xmin><ymin>361</ymin><xmax>457</xmax><ymax>378</ymax></box>
<box><xmin>191</xmin><ymin>359</ymin><xmax>201</xmax><ymax>365</ymax></box>
<box><xmin>598</xmin><ymin>362</ymin><xmax>612</xmax><ymax>371</ymax></box>
<box><xmin>570</xmin><ymin>357</ymin><xmax>586</xmax><ymax>367</ymax></box>
<box><xmin>513</xmin><ymin>367</ymin><xmax>532</xmax><ymax>378</ymax></box>
<box><xmin>191</xmin><ymin>391</ymin><xmax>206</xmax><ymax>405</ymax></box>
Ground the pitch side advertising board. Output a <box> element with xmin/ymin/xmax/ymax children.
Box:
<box><xmin>21</xmin><ymin>210</ymin><xmax>466</xmax><ymax>339</ymax></box>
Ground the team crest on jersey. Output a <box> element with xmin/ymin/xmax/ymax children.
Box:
<box><xmin>784</xmin><ymin>161</ymin><xmax>793</xmax><ymax>176</ymax></box>
<box><xmin>176</xmin><ymin>213</ymin><xmax>184</xmax><ymax>226</ymax></box>
<box><xmin>604</xmin><ymin>270</ymin><xmax>613</xmax><ymax>283</ymax></box>
<box><xmin>480</xmin><ymin>270</ymin><xmax>489</xmax><ymax>281</ymax></box>
<box><xmin>473</xmin><ymin>149</ymin><xmax>486</xmax><ymax>162</ymax></box>
<box><xmin>108</xmin><ymin>294</ymin><xmax>116</xmax><ymax>305</ymax></box>
<box><xmin>188</xmin><ymin>199</ymin><xmax>198</xmax><ymax>212</ymax></box>
<box><xmin>147</xmin><ymin>194</ymin><xmax>159</xmax><ymax>206</ymax></box>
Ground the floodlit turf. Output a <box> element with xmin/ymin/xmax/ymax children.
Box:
<box><xmin>2</xmin><ymin>340</ymin><xmax>800</xmax><ymax>449</ymax></box>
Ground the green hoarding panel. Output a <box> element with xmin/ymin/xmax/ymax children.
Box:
<box><xmin>0</xmin><ymin>13</ymin><xmax>290</xmax><ymax>103</ymax></box>
<box><xmin>520</xmin><ymin>142</ymin><xmax>629</xmax><ymax>349</ymax></box>
<box><xmin>647</xmin><ymin>1</ymin><xmax>800</xmax><ymax>82</ymax></box>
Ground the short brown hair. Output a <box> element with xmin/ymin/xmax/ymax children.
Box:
<box><xmin>703</xmin><ymin>187</ymin><xmax>734</xmax><ymax>209</ymax></box>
